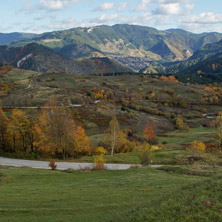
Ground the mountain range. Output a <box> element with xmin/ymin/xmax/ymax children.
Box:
<box><xmin>1</xmin><ymin>24</ymin><xmax>222</xmax><ymax>75</ymax></box>
<box><xmin>0</xmin><ymin>43</ymin><xmax>132</xmax><ymax>74</ymax></box>
<box><xmin>0</xmin><ymin>33</ymin><xmax>37</xmax><ymax>45</ymax></box>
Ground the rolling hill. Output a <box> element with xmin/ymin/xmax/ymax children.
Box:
<box><xmin>0</xmin><ymin>32</ymin><xmax>36</xmax><ymax>45</ymax></box>
<box><xmin>9</xmin><ymin>24</ymin><xmax>222</xmax><ymax>63</ymax></box>
<box><xmin>1</xmin><ymin>24</ymin><xmax>222</xmax><ymax>74</ymax></box>
<box><xmin>0</xmin><ymin>43</ymin><xmax>132</xmax><ymax>74</ymax></box>
<box><xmin>166</xmin><ymin>39</ymin><xmax>222</xmax><ymax>74</ymax></box>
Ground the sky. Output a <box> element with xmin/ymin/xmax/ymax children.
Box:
<box><xmin>1</xmin><ymin>0</ymin><xmax>222</xmax><ymax>34</ymax></box>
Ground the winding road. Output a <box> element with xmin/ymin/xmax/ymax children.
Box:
<box><xmin>0</xmin><ymin>157</ymin><xmax>140</xmax><ymax>170</ymax></box>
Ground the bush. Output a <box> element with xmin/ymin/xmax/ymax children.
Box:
<box><xmin>138</xmin><ymin>143</ymin><xmax>152</xmax><ymax>166</ymax></box>
<box><xmin>191</xmin><ymin>141</ymin><xmax>206</xmax><ymax>152</ymax></box>
<box><xmin>48</xmin><ymin>160</ymin><xmax>57</xmax><ymax>170</ymax></box>
<box><xmin>150</xmin><ymin>145</ymin><xmax>161</xmax><ymax>152</ymax></box>
<box><xmin>93</xmin><ymin>155</ymin><xmax>105</xmax><ymax>170</ymax></box>
<box><xmin>175</xmin><ymin>115</ymin><xmax>189</xmax><ymax>132</ymax></box>
<box><xmin>95</xmin><ymin>147</ymin><xmax>106</xmax><ymax>155</ymax></box>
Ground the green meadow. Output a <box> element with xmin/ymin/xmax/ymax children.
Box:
<box><xmin>1</xmin><ymin>165</ymin><xmax>222</xmax><ymax>222</ymax></box>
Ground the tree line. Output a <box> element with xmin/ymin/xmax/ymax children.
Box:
<box><xmin>0</xmin><ymin>98</ymin><xmax>160</xmax><ymax>159</ymax></box>
<box><xmin>0</xmin><ymin>99</ymin><xmax>90</xmax><ymax>159</ymax></box>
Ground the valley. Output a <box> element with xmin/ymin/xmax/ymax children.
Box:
<box><xmin>1</xmin><ymin>24</ymin><xmax>222</xmax><ymax>222</ymax></box>
<box><xmin>0</xmin><ymin>24</ymin><xmax>222</xmax><ymax>75</ymax></box>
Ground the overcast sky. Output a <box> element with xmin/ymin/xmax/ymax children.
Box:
<box><xmin>1</xmin><ymin>0</ymin><xmax>222</xmax><ymax>34</ymax></box>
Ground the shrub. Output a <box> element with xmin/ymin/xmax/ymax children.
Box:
<box><xmin>138</xmin><ymin>143</ymin><xmax>152</xmax><ymax>166</ymax></box>
<box><xmin>93</xmin><ymin>155</ymin><xmax>105</xmax><ymax>170</ymax></box>
<box><xmin>150</xmin><ymin>145</ymin><xmax>161</xmax><ymax>152</ymax></box>
<box><xmin>49</xmin><ymin>160</ymin><xmax>57</xmax><ymax>170</ymax></box>
<box><xmin>190</xmin><ymin>141</ymin><xmax>206</xmax><ymax>152</ymax></box>
<box><xmin>175</xmin><ymin>115</ymin><xmax>189</xmax><ymax>132</ymax></box>
<box><xmin>95</xmin><ymin>147</ymin><xmax>106</xmax><ymax>155</ymax></box>
<box><xmin>158</xmin><ymin>143</ymin><xmax>166</xmax><ymax>149</ymax></box>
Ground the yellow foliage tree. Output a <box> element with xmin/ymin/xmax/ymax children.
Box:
<box><xmin>0</xmin><ymin>108</ymin><xmax>9</xmax><ymax>151</ymax></box>
<box><xmin>95</xmin><ymin>147</ymin><xmax>106</xmax><ymax>155</ymax></box>
<box><xmin>191</xmin><ymin>141</ymin><xmax>206</xmax><ymax>152</ymax></box>
<box><xmin>8</xmin><ymin>109</ymin><xmax>30</xmax><ymax>153</ymax></box>
<box><xmin>175</xmin><ymin>115</ymin><xmax>189</xmax><ymax>132</ymax></box>
<box><xmin>103</xmin><ymin>116</ymin><xmax>128</xmax><ymax>155</ymax></box>
<box><xmin>73</xmin><ymin>125</ymin><xmax>90</xmax><ymax>156</ymax></box>
<box><xmin>216</xmin><ymin>112</ymin><xmax>222</xmax><ymax>148</ymax></box>
<box><xmin>93</xmin><ymin>155</ymin><xmax>105</xmax><ymax>170</ymax></box>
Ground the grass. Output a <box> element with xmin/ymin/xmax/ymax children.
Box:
<box><xmin>1</xmin><ymin>125</ymin><xmax>220</xmax><ymax>166</ymax></box>
<box><xmin>158</xmin><ymin>127</ymin><xmax>217</xmax><ymax>146</ymax></box>
<box><xmin>0</xmin><ymin>165</ymin><xmax>222</xmax><ymax>222</ymax></box>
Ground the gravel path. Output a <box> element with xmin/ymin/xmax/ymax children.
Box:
<box><xmin>0</xmin><ymin>157</ymin><xmax>162</xmax><ymax>170</ymax></box>
<box><xmin>0</xmin><ymin>157</ymin><xmax>138</xmax><ymax>170</ymax></box>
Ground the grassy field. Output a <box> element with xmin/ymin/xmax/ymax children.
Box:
<box><xmin>0</xmin><ymin>165</ymin><xmax>222</xmax><ymax>222</ymax></box>
<box><xmin>1</xmin><ymin>69</ymin><xmax>222</xmax><ymax>221</ymax></box>
<box><xmin>1</xmin><ymin>125</ymin><xmax>221</xmax><ymax>166</ymax></box>
<box><xmin>73</xmin><ymin>126</ymin><xmax>221</xmax><ymax>166</ymax></box>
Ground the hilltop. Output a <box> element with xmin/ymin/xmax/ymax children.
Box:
<box><xmin>8</xmin><ymin>24</ymin><xmax>222</xmax><ymax>63</ymax></box>
<box><xmin>1</xmin><ymin>24</ymin><xmax>222</xmax><ymax>75</ymax></box>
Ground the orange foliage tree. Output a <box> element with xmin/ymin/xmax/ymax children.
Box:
<box><xmin>35</xmin><ymin>99</ymin><xmax>90</xmax><ymax>158</ymax></box>
<box><xmin>143</xmin><ymin>124</ymin><xmax>156</xmax><ymax>143</ymax></box>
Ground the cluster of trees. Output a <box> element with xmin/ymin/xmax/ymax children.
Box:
<box><xmin>159</xmin><ymin>75</ymin><xmax>178</xmax><ymax>82</ymax></box>
<box><xmin>102</xmin><ymin>120</ymin><xmax>158</xmax><ymax>155</ymax></box>
<box><xmin>190</xmin><ymin>141</ymin><xmax>206</xmax><ymax>152</ymax></box>
<box><xmin>175</xmin><ymin>115</ymin><xmax>190</xmax><ymax>132</ymax></box>
<box><xmin>91</xmin><ymin>87</ymin><xmax>114</xmax><ymax>101</ymax></box>
<box><xmin>0</xmin><ymin>97</ymin><xmax>160</xmax><ymax>159</ymax></box>
<box><xmin>0</xmin><ymin>99</ymin><xmax>90</xmax><ymax>159</ymax></box>
<box><xmin>173</xmin><ymin>73</ymin><xmax>222</xmax><ymax>84</ymax></box>
<box><xmin>202</xmin><ymin>86</ymin><xmax>222</xmax><ymax>104</ymax></box>
<box><xmin>211</xmin><ymin>112</ymin><xmax>222</xmax><ymax>149</ymax></box>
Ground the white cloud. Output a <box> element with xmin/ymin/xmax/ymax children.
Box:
<box><xmin>91</xmin><ymin>14</ymin><xmax>119</xmax><ymax>24</ymax></box>
<box><xmin>23</xmin><ymin>17</ymin><xmax>76</xmax><ymax>33</ymax></box>
<box><xmin>136</xmin><ymin>0</ymin><xmax>150</xmax><ymax>11</ymax></box>
<box><xmin>180</xmin><ymin>13</ymin><xmax>222</xmax><ymax>24</ymax></box>
<box><xmin>87</xmin><ymin>13</ymin><xmax>154</xmax><ymax>27</ymax></box>
<box><xmin>179</xmin><ymin>22</ymin><xmax>222</xmax><ymax>33</ymax></box>
<box><xmin>39</xmin><ymin>0</ymin><xmax>78</xmax><ymax>11</ymax></box>
<box><xmin>35</xmin><ymin>14</ymin><xmax>55</xmax><ymax>20</ymax></box>
<box><xmin>95</xmin><ymin>2</ymin><xmax>114</xmax><ymax>11</ymax></box>
<box><xmin>185</xmin><ymin>3</ymin><xmax>195</xmax><ymax>11</ymax></box>
<box><xmin>117</xmin><ymin>2</ymin><xmax>127</xmax><ymax>12</ymax></box>
<box><xmin>154</xmin><ymin>14</ymin><xmax>171</xmax><ymax>25</ymax></box>
<box><xmin>154</xmin><ymin>0</ymin><xmax>191</xmax><ymax>3</ymax></box>
<box><xmin>154</xmin><ymin>3</ymin><xmax>182</xmax><ymax>15</ymax></box>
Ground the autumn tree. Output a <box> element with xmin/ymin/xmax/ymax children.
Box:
<box><xmin>143</xmin><ymin>124</ymin><xmax>156</xmax><ymax>143</ymax></box>
<box><xmin>213</xmin><ymin>112</ymin><xmax>222</xmax><ymax>148</ymax></box>
<box><xmin>0</xmin><ymin>108</ymin><xmax>9</xmax><ymax>151</ymax></box>
<box><xmin>8</xmin><ymin>109</ymin><xmax>30</xmax><ymax>153</ymax></box>
<box><xmin>36</xmin><ymin>99</ymin><xmax>90</xmax><ymax>158</ymax></box>
<box><xmin>175</xmin><ymin>115</ymin><xmax>189</xmax><ymax>132</ymax></box>
<box><xmin>72</xmin><ymin>125</ymin><xmax>90</xmax><ymax>157</ymax></box>
<box><xmin>191</xmin><ymin>141</ymin><xmax>206</xmax><ymax>152</ymax></box>
<box><xmin>25</xmin><ymin>110</ymin><xmax>40</xmax><ymax>153</ymax></box>
<box><xmin>138</xmin><ymin>142</ymin><xmax>152</xmax><ymax>166</ymax></box>
<box><xmin>103</xmin><ymin>116</ymin><xmax>127</xmax><ymax>155</ymax></box>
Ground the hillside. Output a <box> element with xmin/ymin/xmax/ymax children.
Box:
<box><xmin>9</xmin><ymin>24</ymin><xmax>222</xmax><ymax>63</ymax></box>
<box><xmin>141</xmin><ymin>39</ymin><xmax>222</xmax><ymax>75</ymax></box>
<box><xmin>1</xmin><ymin>69</ymin><xmax>221</xmax><ymax>135</ymax></box>
<box><xmin>167</xmin><ymin>39</ymin><xmax>222</xmax><ymax>74</ymax></box>
<box><xmin>0</xmin><ymin>32</ymin><xmax>36</xmax><ymax>45</ymax></box>
<box><xmin>0</xmin><ymin>43</ymin><xmax>132</xmax><ymax>74</ymax></box>
<box><xmin>0</xmin><ymin>43</ymin><xmax>86</xmax><ymax>74</ymax></box>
